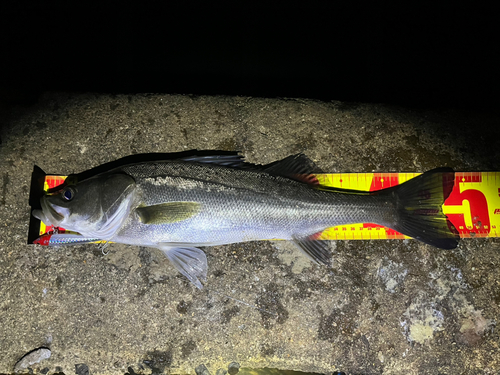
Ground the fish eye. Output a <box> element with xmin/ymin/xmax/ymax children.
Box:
<box><xmin>62</xmin><ymin>187</ymin><xmax>75</xmax><ymax>201</ymax></box>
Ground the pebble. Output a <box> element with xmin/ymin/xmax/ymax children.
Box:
<box><xmin>14</xmin><ymin>348</ymin><xmax>51</xmax><ymax>372</ymax></box>
<box><xmin>195</xmin><ymin>364</ymin><xmax>211</xmax><ymax>375</ymax></box>
<box><xmin>228</xmin><ymin>362</ymin><xmax>240</xmax><ymax>375</ymax></box>
<box><xmin>75</xmin><ymin>364</ymin><xmax>90</xmax><ymax>375</ymax></box>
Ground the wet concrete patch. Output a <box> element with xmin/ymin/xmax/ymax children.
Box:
<box><xmin>181</xmin><ymin>340</ymin><xmax>197</xmax><ymax>359</ymax></box>
<box><xmin>255</xmin><ymin>283</ymin><xmax>289</xmax><ymax>329</ymax></box>
<box><xmin>143</xmin><ymin>350</ymin><xmax>173</xmax><ymax>374</ymax></box>
<box><xmin>317</xmin><ymin>306</ymin><xmax>356</xmax><ymax>342</ymax></box>
<box><xmin>1</xmin><ymin>173</ymin><xmax>9</xmax><ymax>205</ymax></box>
<box><xmin>221</xmin><ymin>306</ymin><xmax>241</xmax><ymax>324</ymax></box>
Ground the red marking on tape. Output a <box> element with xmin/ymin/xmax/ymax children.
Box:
<box><xmin>446</xmin><ymin>182</ymin><xmax>490</xmax><ymax>235</ymax></box>
<box><xmin>363</xmin><ymin>223</ymin><xmax>404</xmax><ymax>238</ymax></box>
<box><xmin>458</xmin><ymin>173</ymin><xmax>482</xmax><ymax>183</ymax></box>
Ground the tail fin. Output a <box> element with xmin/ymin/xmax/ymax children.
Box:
<box><xmin>390</xmin><ymin>168</ymin><xmax>459</xmax><ymax>249</ymax></box>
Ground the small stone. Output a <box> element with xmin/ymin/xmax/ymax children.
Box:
<box><xmin>377</xmin><ymin>351</ymin><xmax>385</xmax><ymax>363</ymax></box>
<box><xmin>14</xmin><ymin>348</ymin><xmax>51</xmax><ymax>373</ymax></box>
<box><xmin>195</xmin><ymin>364</ymin><xmax>211</xmax><ymax>375</ymax></box>
<box><xmin>75</xmin><ymin>363</ymin><xmax>90</xmax><ymax>375</ymax></box>
<box><xmin>227</xmin><ymin>362</ymin><xmax>240</xmax><ymax>375</ymax></box>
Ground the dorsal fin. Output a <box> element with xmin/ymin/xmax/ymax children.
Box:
<box><xmin>181</xmin><ymin>153</ymin><xmax>322</xmax><ymax>185</ymax></box>
<box><xmin>179</xmin><ymin>154</ymin><xmax>248</xmax><ymax>168</ymax></box>
<box><xmin>264</xmin><ymin>154</ymin><xmax>320</xmax><ymax>185</ymax></box>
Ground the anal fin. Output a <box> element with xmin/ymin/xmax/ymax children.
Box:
<box><xmin>292</xmin><ymin>232</ymin><xmax>332</xmax><ymax>265</ymax></box>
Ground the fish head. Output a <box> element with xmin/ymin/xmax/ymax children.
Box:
<box><xmin>33</xmin><ymin>173</ymin><xmax>137</xmax><ymax>238</ymax></box>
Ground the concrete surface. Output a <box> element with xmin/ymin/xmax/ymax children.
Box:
<box><xmin>0</xmin><ymin>93</ymin><xmax>499</xmax><ymax>375</ymax></box>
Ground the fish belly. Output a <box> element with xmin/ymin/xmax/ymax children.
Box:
<box><xmin>115</xmin><ymin>192</ymin><xmax>334</xmax><ymax>246</ymax></box>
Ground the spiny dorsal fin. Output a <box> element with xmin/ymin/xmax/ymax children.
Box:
<box><xmin>137</xmin><ymin>202</ymin><xmax>201</xmax><ymax>225</ymax></box>
<box><xmin>179</xmin><ymin>154</ymin><xmax>248</xmax><ymax>168</ymax></box>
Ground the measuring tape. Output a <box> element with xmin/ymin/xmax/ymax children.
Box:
<box><xmin>38</xmin><ymin>172</ymin><xmax>500</xmax><ymax>240</ymax></box>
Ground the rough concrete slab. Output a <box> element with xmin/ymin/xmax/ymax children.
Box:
<box><xmin>0</xmin><ymin>93</ymin><xmax>499</xmax><ymax>375</ymax></box>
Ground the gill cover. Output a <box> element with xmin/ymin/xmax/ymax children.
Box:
<box><xmin>36</xmin><ymin>173</ymin><xmax>137</xmax><ymax>239</ymax></box>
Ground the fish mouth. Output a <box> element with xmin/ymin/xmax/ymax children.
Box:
<box><xmin>32</xmin><ymin>196</ymin><xmax>65</xmax><ymax>226</ymax></box>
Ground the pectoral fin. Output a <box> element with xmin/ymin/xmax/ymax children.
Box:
<box><xmin>137</xmin><ymin>202</ymin><xmax>201</xmax><ymax>224</ymax></box>
<box><xmin>157</xmin><ymin>244</ymin><xmax>208</xmax><ymax>289</ymax></box>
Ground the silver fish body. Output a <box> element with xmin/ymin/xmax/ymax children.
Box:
<box><xmin>33</xmin><ymin>154</ymin><xmax>458</xmax><ymax>288</ymax></box>
<box><xmin>115</xmin><ymin>162</ymin><xmax>395</xmax><ymax>246</ymax></box>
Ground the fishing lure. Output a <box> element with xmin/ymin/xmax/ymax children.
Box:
<box><xmin>33</xmin><ymin>231</ymin><xmax>100</xmax><ymax>247</ymax></box>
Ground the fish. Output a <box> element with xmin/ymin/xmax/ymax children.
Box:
<box><xmin>32</xmin><ymin>153</ymin><xmax>459</xmax><ymax>288</ymax></box>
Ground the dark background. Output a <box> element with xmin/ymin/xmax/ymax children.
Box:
<box><xmin>0</xmin><ymin>2</ymin><xmax>498</xmax><ymax>110</ymax></box>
